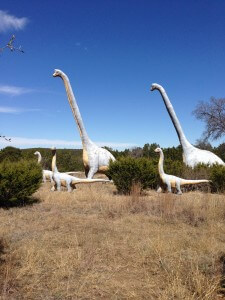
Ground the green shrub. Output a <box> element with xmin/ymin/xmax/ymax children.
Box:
<box><xmin>0</xmin><ymin>146</ymin><xmax>22</xmax><ymax>162</ymax></box>
<box><xmin>0</xmin><ymin>160</ymin><xmax>42</xmax><ymax>206</ymax></box>
<box><xmin>180</xmin><ymin>163</ymin><xmax>225</xmax><ymax>193</ymax></box>
<box><xmin>181</xmin><ymin>163</ymin><xmax>210</xmax><ymax>180</ymax></box>
<box><xmin>164</xmin><ymin>159</ymin><xmax>185</xmax><ymax>177</ymax></box>
<box><xmin>108</xmin><ymin>157</ymin><xmax>158</xmax><ymax>194</ymax></box>
<box><xmin>209</xmin><ymin>165</ymin><xmax>225</xmax><ymax>193</ymax></box>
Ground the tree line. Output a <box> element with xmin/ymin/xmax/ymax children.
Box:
<box><xmin>0</xmin><ymin>142</ymin><xmax>224</xmax><ymax>172</ymax></box>
<box><xmin>106</xmin><ymin>141</ymin><xmax>224</xmax><ymax>163</ymax></box>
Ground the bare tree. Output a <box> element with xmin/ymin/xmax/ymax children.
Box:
<box><xmin>0</xmin><ymin>35</ymin><xmax>24</xmax><ymax>54</ymax></box>
<box><xmin>195</xmin><ymin>138</ymin><xmax>213</xmax><ymax>151</ymax></box>
<box><xmin>129</xmin><ymin>147</ymin><xmax>143</xmax><ymax>158</ymax></box>
<box><xmin>193</xmin><ymin>97</ymin><xmax>225</xmax><ymax>141</ymax></box>
<box><xmin>0</xmin><ymin>135</ymin><xmax>11</xmax><ymax>142</ymax></box>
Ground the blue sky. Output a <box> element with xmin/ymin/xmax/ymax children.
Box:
<box><xmin>0</xmin><ymin>0</ymin><xmax>225</xmax><ymax>150</ymax></box>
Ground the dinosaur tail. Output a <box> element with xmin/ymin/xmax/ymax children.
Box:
<box><xmin>65</xmin><ymin>171</ymin><xmax>82</xmax><ymax>175</ymax></box>
<box><xmin>72</xmin><ymin>178</ymin><xmax>109</xmax><ymax>184</ymax></box>
<box><xmin>181</xmin><ymin>179</ymin><xmax>210</xmax><ymax>185</ymax></box>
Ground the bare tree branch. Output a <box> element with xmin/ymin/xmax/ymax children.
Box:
<box><xmin>0</xmin><ymin>35</ymin><xmax>23</xmax><ymax>142</ymax></box>
<box><xmin>192</xmin><ymin>97</ymin><xmax>225</xmax><ymax>141</ymax></box>
<box><xmin>195</xmin><ymin>138</ymin><xmax>213</xmax><ymax>151</ymax></box>
<box><xmin>0</xmin><ymin>135</ymin><xmax>11</xmax><ymax>142</ymax></box>
<box><xmin>0</xmin><ymin>35</ymin><xmax>24</xmax><ymax>54</ymax></box>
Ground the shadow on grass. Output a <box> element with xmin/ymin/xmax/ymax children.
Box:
<box><xmin>0</xmin><ymin>196</ymin><xmax>40</xmax><ymax>209</ymax></box>
<box><xmin>0</xmin><ymin>239</ymin><xmax>6</xmax><ymax>264</ymax></box>
<box><xmin>220</xmin><ymin>254</ymin><xmax>225</xmax><ymax>295</ymax></box>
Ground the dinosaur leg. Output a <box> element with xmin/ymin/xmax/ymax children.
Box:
<box><xmin>176</xmin><ymin>181</ymin><xmax>182</xmax><ymax>195</ymax></box>
<box><xmin>87</xmin><ymin>167</ymin><xmax>98</xmax><ymax>179</ymax></box>
<box><xmin>55</xmin><ymin>179</ymin><xmax>61</xmax><ymax>191</ymax></box>
<box><xmin>166</xmin><ymin>181</ymin><xmax>172</xmax><ymax>193</ymax></box>
<box><xmin>66</xmin><ymin>181</ymin><xmax>72</xmax><ymax>192</ymax></box>
<box><xmin>43</xmin><ymin>173</ymin><xmax>46</xmax><ymax>183</ymax></box>
<box><xmin>50</xmin><ymin>178</ymin><xmax>55</xmax><ymax>191</ymax></box>
<box><xmin>50</xmin><ymin>174</ymin><xmax>53</xmax><ymax>183</ymax></box>
<box><xmin>157</xmin><ymin>186</ymin><xmax>162</xmax><ymax>193</ymax></box>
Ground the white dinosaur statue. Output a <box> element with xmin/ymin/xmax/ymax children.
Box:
<box><xmin>53</xmin><ymin>69</ymin><xmax>115</xmax><ymax>178</ymax></box>
<box><xmin>154</xmin><ymin>147</ymin><xmax>210</xmax><ymax>195</ymax></box>
<box><xmin>150</xmin><ymin>83</ymin><xmax>225</xmax><ymax>167</ymax></box>
<box><xmin>34</xmin><ymin>151</ymin><xmax>57</xmax><ymax>183</ymax></box>
<box><xmin>51</xmin><ymin>147</ymin><xmax>110</xmax><ymax>192</ymax></box>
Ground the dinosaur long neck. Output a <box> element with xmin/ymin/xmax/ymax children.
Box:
<box><xmin>158</xmin><ymin>150</ymin><xmax>165</xmax><ymax>176</ymax></box>
<box><xmin>59</xmin><ymin>72</ymin><xmax>90</xmax><ymax>147</ymax></box>
<box><xmin>157</xmin><ymin>86</ymin><xmax>192</xmax><ymax>150</ymax></box>
<box><xmin>36</xmin><ymin>152</ymin><xmax>42</xmax><ymax>164</ymax></box>
<box><xmin>51</xmin><ymin>151</ymin><xmax>57</xmax><ymax>173</ymax></box>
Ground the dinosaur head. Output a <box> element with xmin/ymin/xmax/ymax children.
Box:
<box><xmin>34</xmin><ymin>151</ymin><xmax>41</xmax><ymax>163</ymax></box>
<box><xmin>53</xmin><ymin>69</ymin><xmax>62</xmax><ymax>77</ymax></box>
<box><xmin>150</xmin><ymin>83</ymin><xmax>157</xmax><ymax>91</ymax></box>
<box><xmin>51</xmin><ymin>146</ymin><xmax>56</xmax><ymax>155</ymax></box>
<box><xmin>154</xmin><ymin>147</ymin><xmax>162</xmax><ymax>153</ymax></box>
<box><xmin>150</xmin><ymin>83</ymin><xmax>163</xmax><ymax>92</ymax></box>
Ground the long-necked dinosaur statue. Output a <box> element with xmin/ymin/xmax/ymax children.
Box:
<box><xmin>34</xmin><ymin>151</ymin><xmax>57</xmax><ymax>183</ymax></box>
<box><xmin>151</xmin><ymin>84</ymin><xmax>225</xmax><ymax>167</ymax></box>
<box><xmin>53</xmin><ymin>69</ymin><xmax>115</xmax><ymax>178</ymax></box>
<box><xmin>51</xmin><ymin>147</ymin><xmax>109</xmax><ymax>192</ymax></box>
<box><xmin>154</xmin><ymin>147</ymin><xmax>210</xmax><ymax>195</ymax></box>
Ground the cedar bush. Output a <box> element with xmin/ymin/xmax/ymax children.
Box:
<box><xmin>0</xmin><ymin>160</ymin><xmax>42</xmax><ymax>206</ymax></box>
<box><xmin>181</xmin><ymin>163</ymin><xmax>225</xmax><ymax>193</ymax></box>
<box><xmin>0</xmin><ymin>146</ymin><xmax>22</xmax><ymax>162</ymax></box>
<box><xmin>209</xmin><ymin>164</ymin><xmax>225</xmax><ymax>193</ymax></box>
<box><xmin>182</xmin><ymin>163</ymin><xmax>210</xmax><ymax>180</ymax></box>
<box><xmin>163</xmin><ymin>159</ymin><xmax>185</xmax><ymax>177</ymax></box>
<box><xmin>108</xmin><ymin>157</ymin><xmax>158</xmax><ymax>194</ymax></box>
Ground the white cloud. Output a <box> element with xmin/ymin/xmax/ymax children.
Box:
<box><xmin>97</xmin><ymin>141</ymin><xmax>136</xmax><ymax>148</ymax></box>
<box><xmin>0</xmin><ymin>85</ymin><xmax>34</xmax><ymax>96</ymax></box>
<box><xmin>0</xmin><ymin>106</ymin><xmax>40</xmax><ymax>114</ymax></box>
<box><xmin>0</xmin><ymin>10</ymin><xmax>28</xmax><ymax>32</ymax></box>
<box><xmin>0</xmin><ymin>106</ymin><xmax>20</xmax><ymax>113</ymax></box>
<box><xmin>0</xmin><ymin>136</ymin><xmax>136</xmax><ymax>149</ymax></box>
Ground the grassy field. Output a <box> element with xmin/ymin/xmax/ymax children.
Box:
<box><xmin>0</xmin><ymin>182</ymin><xmax>225</xmax><ymax>299</ymax></box>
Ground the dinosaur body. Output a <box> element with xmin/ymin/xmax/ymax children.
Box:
<box><xmin>155</xmin><ymin>147</ymin><xmax>210</xmax><ymax>195</ymax></box>
<box><xmin>150</xmin><ymin>84</ymin><xmax>225</xmax><ymax>167</ymax></box>
<box><xmin>51</xmin><ymin>148</ymin><xmax>109</xmax><ymax>192</ymax></box>
<box><xmin>53</xmin><ymin>69</ymin><xmax>115</xmax><ymax>178</ymax></box>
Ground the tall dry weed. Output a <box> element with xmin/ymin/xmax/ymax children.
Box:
<box><xmin>0</xmin><ymin>183</ymin><xmax>224</xmax><ymax>299</ymax></box>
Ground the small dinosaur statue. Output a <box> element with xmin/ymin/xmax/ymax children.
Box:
<box><xmin>51</xmin><ymin>147</ymin><xmax>109</xmax><ymax>192</ymax></box>
<box><xmin>154</xmin><ymin>147</ymin><xmax>210</xmax><ymax>195</ymax></box>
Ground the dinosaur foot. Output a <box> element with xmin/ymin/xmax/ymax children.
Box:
<box><xmin>157</xmin><ymin>187</ymin><xmax>162</xmax><ymax>193</ymax></box>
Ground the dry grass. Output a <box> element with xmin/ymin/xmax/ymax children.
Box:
<box><xmin>0</xmin><ymin>182</ymin><xmax>225</xmax><ymax>299</ymax></box>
